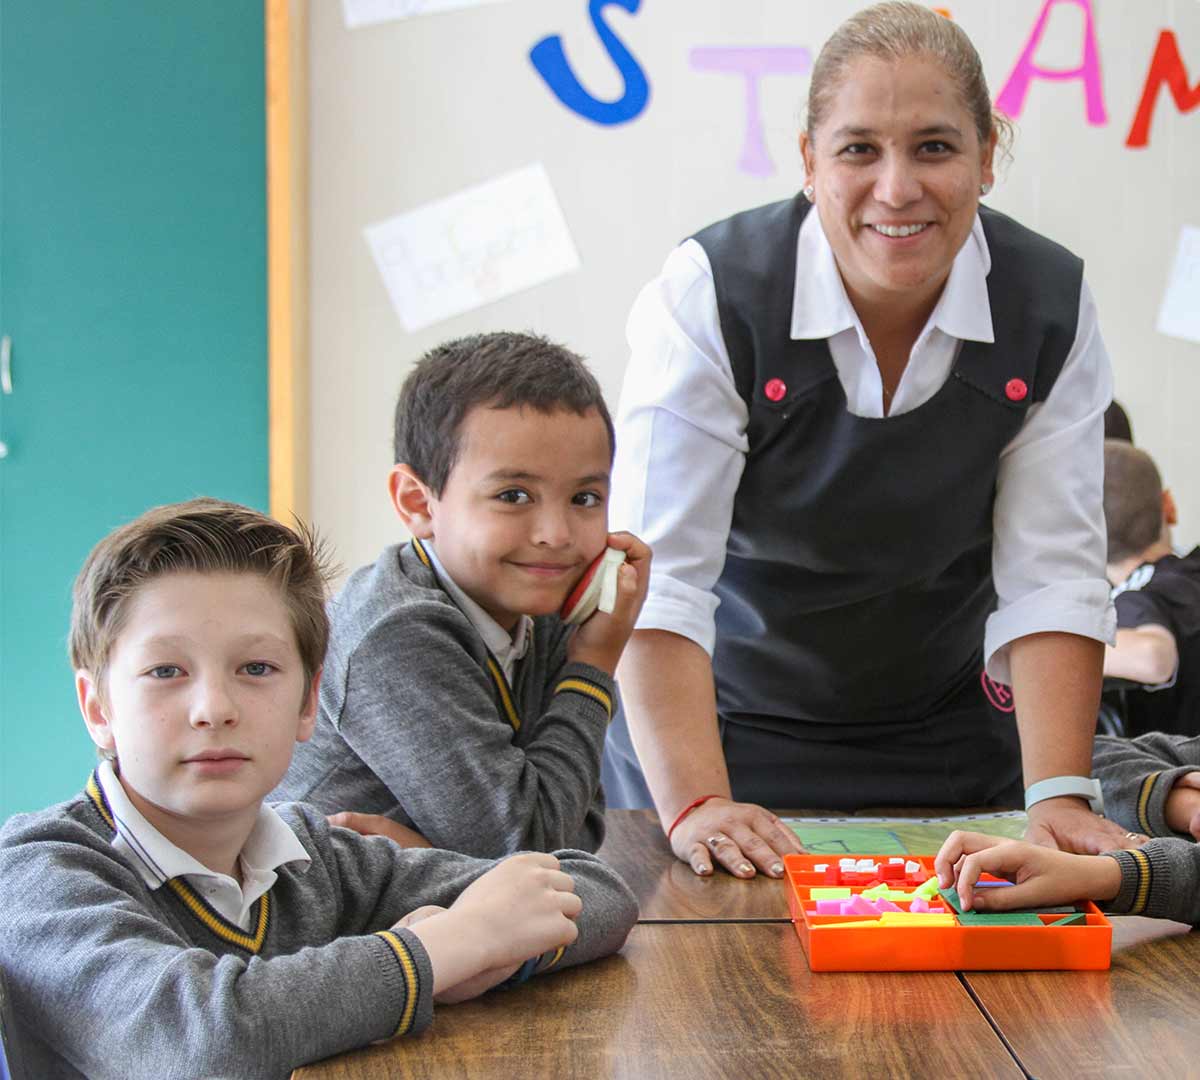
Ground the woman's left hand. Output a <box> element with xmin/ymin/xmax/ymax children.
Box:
<box><xmin>1024</xmin><ymin>796</ymin><xmax>1146</xmax><ymax>853</ymax></box>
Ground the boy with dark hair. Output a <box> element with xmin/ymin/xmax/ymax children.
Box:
<box><xmin>1103</xmin><ymin>439</ymin><xmax>1200</xmax><ymax>736</ymax></box>
<box><xmin>0</xmin><ymin>499</ymin><xmax>638</xmax><ymax>1080</ymax></box>
<box><xmin>275</xmin><ymin>332</ymin><xmax>651</xmax><ymax>856</ymax></box>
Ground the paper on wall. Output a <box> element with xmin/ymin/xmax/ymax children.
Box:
<box><xmin>1157</xmin><ymin>225</ymin><xmax>1200</xmax><ymax>346</ymax></box>
<box><xmin>343</xmin><ymin>0</ymin><xmax>510</xmax><ymax>29</ymax></box>
<box><xmin>365</xmin><ymin>163</ymin><xmax>581</xmax><ymax>333</ymax></box>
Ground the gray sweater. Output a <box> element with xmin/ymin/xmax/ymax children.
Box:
<box><xmin>1094</xmin><ymin>732</ymin><xmax>1200</xmax><ymax>922</ymax></box>
<box><xmin>274</xmin><ymin>540</ymin><xmax>613</xmax><ymax>856</ymax></box>
<box><xmin>0</xmin><ymin>779</ymin><xmax>638</xmax><ymax>1080</ymax></box>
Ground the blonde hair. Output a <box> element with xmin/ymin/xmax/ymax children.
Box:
<box><xmin>69</xmin><ymin>498</ymin><xmax>333</xmax><ymax>698</ymax></box>
<box><xmin>806</xmin><ymin>2</ymin><xmax>1014</xmax><ymax>158</ymax></box>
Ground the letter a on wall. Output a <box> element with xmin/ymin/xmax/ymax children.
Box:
<box><xmin>995</xmin><ymin>0</ymin><xmax>1107</xmax><ymax>124</ymax></box>
<box><xmin>529</xmin><ymin>0</ymin><xmax>650</xmax><ymax>126</ymax></box>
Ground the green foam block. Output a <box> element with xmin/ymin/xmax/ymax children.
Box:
<box><xmin>956</xmin><ymin>911</ymin><xmax>1044</xmax><ymax>926</ymax></box>
<box><xmin>938</xmin><ymin>886</ymin><xmax>964</xmax><ymax>913</ymax></box>
<box><xmin>810</xmin><ymin>887</ymin><xmax>851</xmax><ymax>900</ymax></box>
<box><xmin>1049</xmin><ymin>912</ymin><xmax>1087</xmax><ymax>926</ymax></box>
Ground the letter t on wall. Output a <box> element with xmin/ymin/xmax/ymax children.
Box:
<box><xmin>689</xmin><ymin>47</ymin><xmax>812</xmax><ymax>177</ymax></box>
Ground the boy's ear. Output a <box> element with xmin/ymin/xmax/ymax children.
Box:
<box><xmin>297</xmin><ymin>667</ymin><xmax>321</xmax><ymax>743</ymax></box>
<box><xmin>388</xmin><ymin>464</ymin><xmax>436</xmax><ymax>539</ymax></box>
<box><xmin>1163</xmin><ymin>488</ymin><xmax>1179</xmax><ymax>528</ymax></box>
<box><xmin>77</xmin><ymin>670</ymin><xmax>116</xmax><ymax>754</ymax></box>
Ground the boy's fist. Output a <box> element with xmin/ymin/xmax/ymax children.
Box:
<box><xmin>1165</xmin><ymin>771</ymin><xmax>1200</xmax><ymax>839</ymax></box>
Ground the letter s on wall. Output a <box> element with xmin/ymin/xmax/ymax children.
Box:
<box><xmin>529</xmin><ymin>0</ymin><xmax>650</xmax><ymax>126</ymax></box>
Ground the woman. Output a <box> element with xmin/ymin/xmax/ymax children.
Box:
<box><xmin>605</xmin><ymin>2</ymin><xmax>1139</xmax><ymax>878</ymax></box>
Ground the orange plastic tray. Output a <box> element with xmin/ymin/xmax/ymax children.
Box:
<box><xmin>786</xmin><ymin>853</ymin><xmax>1111</xmax><ymax>972</ymax></box>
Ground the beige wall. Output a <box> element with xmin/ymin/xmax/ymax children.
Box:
<box><xmin>310</xmin><ymin>0</ymin><xmax>1200</xmax><ymax>579</ymax></box>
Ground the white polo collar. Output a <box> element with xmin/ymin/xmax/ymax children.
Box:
<box><xmin>789</xmin><ymin>207</ymin><xmax>995</xmax><ymax>346</ymax></box>
<box><xmin>422</xmin><ymin>541</ymin><xmax>532</xmax><ymax>678</ymax></box>
<box><xmin>96</xmin><ymin>759</ymin><xmax>310</xmax><ymax>892</ymax></box>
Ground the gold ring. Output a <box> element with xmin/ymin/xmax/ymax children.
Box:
<box><xmin>1125</xmin><ymin>831</ymin><xmax>1141</xmax><ymax>840</ymax></box>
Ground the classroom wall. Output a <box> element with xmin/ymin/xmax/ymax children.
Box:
<box><xmin>310</xmin><ymin>0</ymin><xmax>1200</xmax><ymax>579</ymax></box>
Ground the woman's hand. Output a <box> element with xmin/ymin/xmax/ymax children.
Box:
<box><xmin>935</xmin><ymin>830</ymin><xmax>1122</xmax><ymax>912</ymax></box>
<box><xmin>1023</xmin><ymin>796</ymin><xmax>1146</xmax><ymax>853</ymax></box>
<box><xmin>670</xmin><ymin>796</ymin><xmax>803</xmax><ymax>878</ymax></box>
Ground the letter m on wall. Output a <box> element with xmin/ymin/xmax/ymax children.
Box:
<box><xmin>1126</xmin><ymin>31</ymin><xmax>1200</xmax><ymax>148</ymax></box>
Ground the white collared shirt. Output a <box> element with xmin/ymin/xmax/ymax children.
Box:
<box><xmin>610</xmin><ymin>207</ymin><xmax>1115</xmax><ymax>684</ymax></box>
<box><xmin>423</xmin><ymin>541</ymin><xmax>532</xmax><ymax>683</ymax></box>
<box><xmin>97</xmin><ymin>759</ymin><xmax>310</xmax><ymax>931</ymax></box>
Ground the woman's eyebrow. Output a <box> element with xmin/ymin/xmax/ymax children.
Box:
<box><xmin>829</xmin><ymin>123</ymin><xmax>964</xmax><ymax>139</ymax></box>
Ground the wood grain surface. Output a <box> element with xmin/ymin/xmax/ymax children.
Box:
<box><xmin>293</xmin><ymin>923</ymin><xmax>1021</xmax><ymax>1080</ymax></box>
<box><xmin>963</xmin><ymin>916</ymin><xmax>1200</xmax><ymax>1079</ymax></box>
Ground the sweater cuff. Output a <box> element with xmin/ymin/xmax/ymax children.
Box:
<box><xmin>553</xmin><ymin>662</ymin><xmax>617</xmax><ymax>721</ymax></box>
<box><xmin>370</xmin><ymin>928</ymin><xmax>435</xmax><ymax>1038</ymax></box>
<box><xmin>1111</xmin><ymin>766</ymin><xmax>1198</xmax><ymax>837</ymax></box>
<box><xmin>1102</xmin><ymin>846</ymin><xmax>1172</xmax><ymax>916</ymax></box>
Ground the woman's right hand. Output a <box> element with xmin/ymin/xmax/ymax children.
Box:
<box><xmin>670</xmin><ymin>796</ymin><xmax>804</xmax><ymax>878</ymax></box>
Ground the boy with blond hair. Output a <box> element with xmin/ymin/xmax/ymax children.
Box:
<box><xmin>275</xmin><ymin>332</ymin><xmax>651</xmax><ymax>856</ymax></box>
<box><xmin>0</xmin><ymin>499</ymin><xmax>637</xmax><ymax>1079</ymax></box>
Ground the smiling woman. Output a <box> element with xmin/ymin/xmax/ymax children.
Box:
<box><xmin>604</xmin><ymin>1</ymin><xmax>1135</xmax><ymax>879</ymax></box>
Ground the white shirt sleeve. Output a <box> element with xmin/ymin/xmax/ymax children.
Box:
<box><xmin>984</xmin><ymin>278</ymin><xmax>1117</xmax><ymax>684</ymax></box>
<box><xmin>609</xmin><ymin>240</ymin><xmax>745</xmax><ymax>656</ymax></box>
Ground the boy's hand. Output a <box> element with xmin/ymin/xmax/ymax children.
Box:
<box><xmin>934</xmin><ymin>830</ymin><xmax>1122</xmax><ymax>912</ymax></box>
<box><xmin>1165</xmin><ymin>771</ymin><xmax>1200</xmax><ymax>839</ymax></box>
<box><xmin>391</xmin><ymin>906</ymin><xmax>517</xmax><ymax>1002</ymax></box>
<box><xmin>670</xmin><ymin>796</ymin><xmax>804</xmax><ymax>879</ymax></box>
<box><xmin>448</xmin><ymin>852</ymin><xmax>582</xmax><ymax>970</ymax></box>
<box><xmin>567</xmin><ymin>532</ymin><xmax>652</xmax><ymax>675</ymax></box>
<box><xmin>327</xmin><ymin>812</ymin><xmax>432</xmax><ymax>848</ymax></box>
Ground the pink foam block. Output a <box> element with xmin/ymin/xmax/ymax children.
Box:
<box><xmin>846</xmin><ymin>894</ymin><xmax>878</xmax><ymax>916</ymax></box>
<box><xmin>815</xmin><ymin>900</ymin><xmax>845</xmax><ymax>915</ymax></box>
<box><xmin>911</xmin><ymin>897</ymin><xmax>929</xmax><ymax>913</ymax></box>
<box><xmin>877</xmin><ymin>898</ymin><xmax>903</xmax><ymax>912</ymax></box>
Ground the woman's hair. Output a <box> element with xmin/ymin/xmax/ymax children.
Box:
<box><xmin>806</xmin><ymin>2</ymin><xmax>1014</xmax><ymax>158</ymax></box>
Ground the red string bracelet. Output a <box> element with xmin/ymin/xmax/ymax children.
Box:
<box><xmin>666</xmin><ymin>794</ymin><xmax>722</xmax><ymax>841</ymax></box>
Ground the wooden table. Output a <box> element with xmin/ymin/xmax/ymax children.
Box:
<box><xmin>295</xmin><ymin>923</ymin><xmax>1020</xmax><ymax>1080</ymax></box>
<box><xmin>295</xmin><ymin>811</ymin><xmax>1200</xmax><ymax>1079</ymax></box>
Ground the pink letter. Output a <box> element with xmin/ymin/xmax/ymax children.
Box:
<box><xmin>995</xmin><ymin>0</ymin><xmax>1107</xmax><ymax>125</ymax></box>
<box><xmin>689</xmin><ymin>47</ymin><xmax>811</xmax><ymax>177</ymax></box>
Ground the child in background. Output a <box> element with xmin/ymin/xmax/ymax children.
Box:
<box><xmin>936</xmin><ymin>730</ymin><xmax>1200</xmax><ymax>924</ymax></box>
<box><xmin>0</xmin><ymin>499</ymin><xmax>638</xmax><ymax>1080</ymax></box>
<box><xmin>1103</xmin><ymin>439</ymin><xmax>1200</xmax><ymax>736</ymax></box>
<box><xmin>274</xmin><ymin>332</ymin><xmax>651</xmax><ymax>857</ymax></box>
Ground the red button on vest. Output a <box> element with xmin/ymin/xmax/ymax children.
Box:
<box><xmin>764</xmin><ymin>378</ymin><xmax>787</xmax><ymax>402</ymax></box>
<box><xmin>1005</xmin><ymin>378</ymin><xmax>1028</xmax><ymax>402</ymax></box>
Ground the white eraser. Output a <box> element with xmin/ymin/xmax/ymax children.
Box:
<box><xmin>814</xmin><ymin>863</ymin><xmax>828</xmax><ymax>872</ymax></box>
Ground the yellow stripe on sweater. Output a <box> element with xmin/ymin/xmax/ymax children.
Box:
<box><xmin>487</xmin><ymin>658</ymin><xmax>521</xmax><ymax>731</ymax></box>
<box><xmin>1128</xmin><ymin>847</ymin><xmax>1152</xmax><ymax>915</ymax></box>
<box><xmin>1137</xmin><ymin>772</ymin><xmax>1161</xmax><ymax>835</ymax></box>
<box><xmin>85</xmin><ymin>772</ymin><xmax>116</xmax><ymax>832</ymax></box>
<box><xmin>411</xmin><ymin>537</ymin><xmax>432</xmax><ymax>568</ymax></box>
<box><xmin>375</xmin><ymin>931</ymin><xmax>420</xmax><ymax>1037</ymax></box>
<box><xmin>538</xmin><ymin>945</ymin><xmax>566</xmax><ymax>972</ymax></box>
<box><xmin>166</xmin><ymin>880</ymin><xmax>270</xmax><ymax>953</ymax></box>
<box><xmin>554</xmin><ymin>678</ymin><xmax>613</xmax><ymax>719</ymax></box>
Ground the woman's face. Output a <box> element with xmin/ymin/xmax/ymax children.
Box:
<box><xmin>800</xmin><ymin>53</ymin><xmax>996</xmax><ymax>315</ymax></box>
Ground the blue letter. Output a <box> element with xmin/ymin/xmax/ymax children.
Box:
<box><xmin>529</xmin><ymin>0</ymin><xmax>650</xmax><ymax>126</ymax></box>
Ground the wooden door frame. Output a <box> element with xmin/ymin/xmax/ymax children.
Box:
<box><xmin>266</xmin><ymin>0</ymin><xmax>309</xmax><ymax>522</ymax></box>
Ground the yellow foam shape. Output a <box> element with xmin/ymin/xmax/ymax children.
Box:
<box><xmin>913</xmin><ymin>877</ymin><xmax>940</xmax><ymax>900</ymax></box>
<box><xmin>810</xmin><ymin>887</ymin><xmax>851</xmax><ymax>900</ymax></box>
<box><xmin>879</xmin><ymin>913</ymin><xmax>956</xmax><ymax>926</ymax></box>
<box><xmin>821</xmin><ymin>919</ymin><xmax>883</xmax><ymax>928</ymax></box>
<box><xmin>861</xmin><ymin>883</ymin><xmax>890</xmax><ymax>899</ymax></box>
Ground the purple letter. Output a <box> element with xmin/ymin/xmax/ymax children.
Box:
<box><xmin>689</xmin><ymin>47</ymin><xmax>812</xmax><ymax>177</ymax></box>
<box><xmin>995</xmin><ymin>0</ymin><xmax>1107</xmax><ymax>125</ymax></box>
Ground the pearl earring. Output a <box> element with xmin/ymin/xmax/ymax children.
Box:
<box><xmin>803</xmin><ymin>185</ymin><xmax>815</xmax><ymax>202</ymax></box>
<box><xmin>980</xmin><ymin>182</ymin><xmax>992</xmax><ymax>196</ymax></box>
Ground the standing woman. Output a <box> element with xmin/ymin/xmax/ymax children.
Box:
<box><xmin>606</xmin><ymin>2</ymin><xmax>1140</xmax><ymax>878</ymax></box>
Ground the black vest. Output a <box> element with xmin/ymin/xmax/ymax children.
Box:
<box><xmin>694</xmin><ymin>197</ymin><xmax>1082</xmax><ymax>730</ymax></box>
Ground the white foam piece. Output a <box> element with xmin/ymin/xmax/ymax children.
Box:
<box><xmin>813</xmin><ymin>864</ymin><xmax>828</xmax><ymax>872</ymax></box>
<box><xmin>905</xmin><ymin>860</ymin><xmax>921</xmax><ymax>874</ymax></box>
<box><xmin>888</xmin><ymin>858</ymin><xmax>904</xmax><ymax>864</ymax></box>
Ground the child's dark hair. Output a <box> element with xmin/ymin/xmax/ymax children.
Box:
<box><xmin>393</xmin><ymin>331</ymin><xmax>615</xmax><ymax>494</ymax></box>
<box><xmin>69</xmin><ymin>498</ymin><xmax>333</xmax><ymax>703</ymax></box>
<box><xmin>1103</xmin><ymin>439</ymin><xmax>1163</xmax><ymax>564</ymax></box>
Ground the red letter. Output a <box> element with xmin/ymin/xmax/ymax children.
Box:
<box><xmin>1126</xmin><ymin>30</ymin><xmax>1200</xmax><ymax>148</ymax></box>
